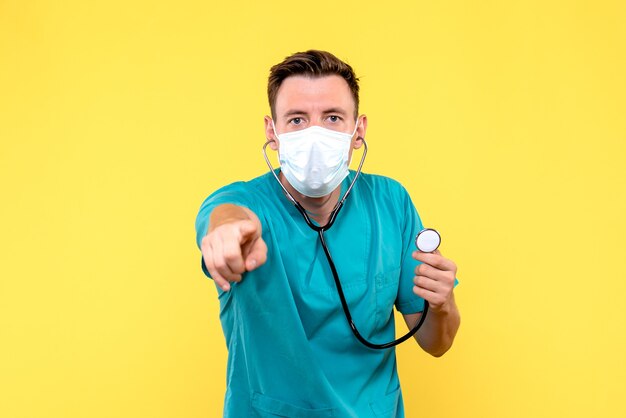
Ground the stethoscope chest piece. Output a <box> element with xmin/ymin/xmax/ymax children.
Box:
<box><xmin>415</xmin><ymin>228</ymin><xmax>441</xmax><ymax>253</ymax></box>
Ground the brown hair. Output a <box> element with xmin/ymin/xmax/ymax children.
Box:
<box><xmin>268</xmin><ymin>50</ymin><xmax>360</xmax><ymax>119</ymax></box>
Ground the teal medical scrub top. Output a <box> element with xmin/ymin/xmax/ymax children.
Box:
<box><xmin>195</xmin><ymin>170</ymin><xmax>432</xmax><ymax>417</ymax></box>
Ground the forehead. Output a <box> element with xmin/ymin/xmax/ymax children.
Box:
<box><xmin>274</xmin><ymin>75</ymin><xmax>355</xmax><ymax>115</ymax></box>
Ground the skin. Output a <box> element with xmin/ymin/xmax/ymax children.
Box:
<box><xmin>200</xmin><ymin>75</ymin><xmax>460</xmax><ymax>356</ymax></box>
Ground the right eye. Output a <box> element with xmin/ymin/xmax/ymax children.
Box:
<box><xmin>289</xmin><ymin>117</ymin><xmax>303</xmax><ymax>125</ymax></box>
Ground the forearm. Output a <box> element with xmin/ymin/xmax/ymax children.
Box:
<box><xmin>208</xmin><ymin>204</ymin><xmax>260</xmax><ymax>233</ymax></box>
<box><xmin>414</xmin><ymin>293</ymin><xmax>460</xmax><ymax>357</ymax></box>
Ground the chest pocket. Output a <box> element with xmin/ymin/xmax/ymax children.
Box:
<box><xmin>374</xmin><ymin>267</ymin><xmax>401</xmax><ymax>328</ymax></box>
<box><xmin>251</xmin><ymin>392</ymin><xmax>337</xmax><ymax>417</ymax></box>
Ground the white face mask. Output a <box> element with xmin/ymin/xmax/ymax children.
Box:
<box><xmin>273</xmin><ymin>121</ymin><xmax>359</xmax><ymax>198</ymax></box>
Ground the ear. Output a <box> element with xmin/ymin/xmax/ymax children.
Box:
<box><xmin>353</xmin><ymin>114</ymin><xmax>368</xmax><ymax>149</ymax></box>
<box><xmin>264</xmin><ymin>116</ymin><xmax>279</xmax><ymax>151</ymax></box>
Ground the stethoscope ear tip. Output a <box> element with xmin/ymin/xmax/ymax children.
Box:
<box><xmin>415</xmin><ymin>228</ymin><xmax>441</xmax><ymax>253</ymax></box>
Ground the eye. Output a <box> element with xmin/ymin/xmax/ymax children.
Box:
<box><xmin>328</xmin><ymin>115</ymin><xmax>341</xmax><ymax>123</ymax></box>
<box><xmin>289</xmin><ymin>117</ymin><xmax>303</xmax><ymax>125</ymax></box>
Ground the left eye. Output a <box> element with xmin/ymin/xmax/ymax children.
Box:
<box><xmin>328</xmin><ymin>115</ymin><xmax>340</xmax><ymax>122</ymax></box>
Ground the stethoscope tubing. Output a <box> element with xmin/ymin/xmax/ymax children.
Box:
<box><xmin>262</xmin><ymin>137</ymin><xmax>429</xmax><ymax>350</ymax></box>
<box><xmin>318</xmin><ymin>228</ymin><xmax>429</xmax><ymax>349</ymax></box>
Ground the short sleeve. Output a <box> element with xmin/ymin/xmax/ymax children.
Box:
<box><xmin>194</xmin><ymin>181</ymin><xmax>258</xmax><ymax>278</ymax></box>
<box><xmin>395</xmin><ymin>186</ymin><xmax>427</xmax><ymax>314</ymax></box>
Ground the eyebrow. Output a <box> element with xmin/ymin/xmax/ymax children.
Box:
<box><xmin>282</xmin><ymin>109</ymin><xmax>308</xmax><ymax>118</ymax></box>
<box><xmin>322</xmin><ymin>107</ymin><xmax>348</xmax><ymax>115</ymax></box>
<box><xmin>282</xmin><ymin>107</ymin><xmax>348</xmax><ymax>118</ymax></box>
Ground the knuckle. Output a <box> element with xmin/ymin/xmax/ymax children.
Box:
<box><xmin>415</xmin><ymin>276</ymin><xmax>425</xmax><ymax>286</ymax></box>
<box><xmin>445</xmin><ymin>274</ymin><xmax>455</xmax><ymax>286</ymax></box>
<box><xmin>201</xmin><ymin>236</ymin><xmax>212</xmax><ymax>251</ymax></box>
<box><xmin>213</xmin><ymin>258</ymin><xmax>226</xmax><ymax>270</ymax></box>
<box><xmin>223</xmin><ymin>250</ymin><xmax>239</xmax><ymax>263</ymax></box>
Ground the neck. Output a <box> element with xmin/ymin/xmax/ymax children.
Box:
<box><xmin>278</xmin><ymin>171</ymin><xmax>341</xmax><ymax>225</ymax></box>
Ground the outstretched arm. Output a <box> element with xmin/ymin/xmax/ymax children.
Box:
<box><xmin>200</xmin><ymin>204</ymin><xmax>267</xmax><ymax>291</ymax></box>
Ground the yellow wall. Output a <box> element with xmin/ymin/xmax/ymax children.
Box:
<box><xmin>1</xmin><ymin>1</ymin><xmax>625</xmax><ymax>417</ymax></box>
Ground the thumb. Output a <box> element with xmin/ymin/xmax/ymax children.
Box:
<box><xmin>244</xmin><ymin>237</ymin><xmax>268</xmax><ymax>271</ymax></box>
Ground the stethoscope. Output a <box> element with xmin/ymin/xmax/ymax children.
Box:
<box><xmin>263</xmin><ymin>137</ymin><xmax>441</xmax><ymax>350</ymax></box>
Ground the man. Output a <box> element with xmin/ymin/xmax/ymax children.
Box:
<box><xmin>195</xmin><ymin>50</ymin><xmax>460</xmax><ymax>417</ymax></box>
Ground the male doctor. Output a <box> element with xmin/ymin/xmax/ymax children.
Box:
<box><xmin>195</xmin><ymin>50</ymin><xmax>460</xmax><ymax>417</ymax></box>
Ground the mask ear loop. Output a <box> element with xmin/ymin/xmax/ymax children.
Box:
<box><xmin>262</xmin><ymin>139</ymin><xmax>298</xmax><ymax>206</ymax></box>
<box><xmin>265</xmin><ymin>121</ymin><xmax>299</xmax><ymax>205</ymax></box>
<box><xmin>339</xmin><ymin>135</ymin><xmax>367</xmax><ymax>208</ymax></box>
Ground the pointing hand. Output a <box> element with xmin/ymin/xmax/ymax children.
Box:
<box><xmin>201</xmin><ymin>218</ymin><xmax>267</xmax><ymax>291</ymax></box>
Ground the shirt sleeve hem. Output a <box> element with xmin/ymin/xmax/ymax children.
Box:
<box><xmin>396</xmin><ymin>299</ymin><xmax>425</xmax><ymax>315</ymax></box>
